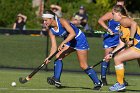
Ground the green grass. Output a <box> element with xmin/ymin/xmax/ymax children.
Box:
<box><xmin>0</xmin><ymin>69</ymin><xmax>139</xmax><ymax>93</ymax></box>
<box><xmin>0</xmin><ymin>35</ymin><xmax>139</xmax><ymax>74</ymax></box>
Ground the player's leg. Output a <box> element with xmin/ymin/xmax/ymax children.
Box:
<box><xmin>109</xmin><ymin>47</ymin><xmax>140</xmax><ymax>91</ymax></box>
<box><xmin>47</xmin><ymin>45</ymin><xmax>75</xmax><ymax>87</ymax></box>
<box><xmin>116</xmin><ymin>48</ymin><xmax>129</xmax><ymax>86</ymax></box>
<box><xmin>101</xmin><ymin>47</ymin><xmax>114</xmax><ymax>85</ymax></box>
<box><xmin>76</xmin><ymin>50</ymin><xmax>102</xmax><ymax>90</ymax></box>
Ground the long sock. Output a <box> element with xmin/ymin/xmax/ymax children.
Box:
<box><xmin>101</xmin><ymin>61</ymin><xmax>109</xmax><ymax>78</ymax></box>
<box><xmin>84</xmin><ymin>67</ymin><xmax>100</xmax><ymax>84</ymax></box>
<box><xmin>115</xmin><ymin>64</ymin><xmax>124</xmax><ymax>84</ymax></box>
<box><xmin>54</xmin><ymin>59</ymin><xmax>63</xmax><ymax>81</ymax></box>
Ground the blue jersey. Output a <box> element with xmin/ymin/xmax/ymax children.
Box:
<box><xmin>50</xmin><ymin>17</ymin><xmax>80</xmax><ymax>38</ymax></box>
<box><xmin>49</xmin><ymin>17</ymin><xmax>89</xmax><ymax>50</ymax></box>
<box><xmin>103</xmin><ymin>19</ymin><xmax>120</xmax><ymax>49</ymax></box>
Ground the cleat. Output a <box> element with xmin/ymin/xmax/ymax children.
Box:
<box><xmin>54</xmin><ymin>81</ymin><xmax>61</xmax><ymax>88</ymax></box>
<box><xmin>47</xmin><ymin>77</ymin><xmax>62</xmax><ymax>88</ymax></box>
<box><xmin>93</xmin><ymin>81</ymin><xmax>103</xmax><ymax>90</ymax></box>
<box><xmin>109</xmin><ymin>82</ymin><xmax>126</xmax><ymax>92</ymax></box>
<box><xmin>124</xmin><ymin>79</ymin><xmax>129</xmax><ymax>86</ymax></box>
<box><xmin>101</xmin><ymin>77</ymin><xmax>108</xmax><ymax>86</ymax></box>
<box><xmin>47</xmin><ymin>77</ymin><xmax>55</xmax><ymax>85</ymax></box>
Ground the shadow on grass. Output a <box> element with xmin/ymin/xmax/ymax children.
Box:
<box><xmin>58</xmin><ymin>85</ymin><xmax>93</xmax><ymax>90</ymax></box>
<box><xmin>108</xmin><ymin>83</ymin><xmax>135</xmax><ymax>86</ymax></box>
<box><xmin>126</xmin><ymin>89</ymin><xmax>140</xmax><ymax>92</ymax></box>
<box><xmin>58</xmin><ymin>85</ymin><xmax>140</xmax><ymax>92</ymax></box>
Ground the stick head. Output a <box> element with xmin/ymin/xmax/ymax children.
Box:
<box><xmin>19</xmin><ymin>77</ymin><xmax>28</xmax><ymax>84</ymax></box>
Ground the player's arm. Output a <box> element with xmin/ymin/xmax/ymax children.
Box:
<box><xmin>121</xmin><ymin>18</ymin><xmax>137</xmax><ymax>38</ymax></box>
<box><xmin>60</xmin><ymin>18</ymin><xmax>76</xmax><ymax>43</ymax></box>
<box><xmin>104</xmin><ymin>39</ymin><xmax>125</xmax><ymax>60</ymax></box>
<box><xmin>130</xmin><ymin>21</ymin><xmax>137</xmax><ymax>38</ymax></box>
<box><xmin>120</xmin><ymin>18</ymin><xmax>137</xmax><ymax>46</ymax></box>
<box><xmin>98</xmin><ymin>12</ymin><xmax>113</xmax><ymax>34</ymax></box>
<box><xmin>129</xmin><ymin>20</ymin><xmax>137</xmax><ymax>46</ymax></box>
<box><xmin>47</xmin><ymin>30</ymin><xmax>57</xmax><ymax>58</ymax></box>
<box><xmin>58</xmin><ymin>18</ymin><xmax>76</xmax><ymax>50</ymax></box>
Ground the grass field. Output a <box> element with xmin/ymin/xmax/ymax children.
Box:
<box><xmin>0</xmin><ymin>69</ymin><xmax>139</xmax><ymax>93</ymax></box>
<box><xmin>0</xmin><ymin>35</ymin><xmax>139</xmax><ymax>74</ymax></box>
<box><xmin>0</xmin><ymin>34</ymin><xmax>139</xmax><ymax>93</ymax></box>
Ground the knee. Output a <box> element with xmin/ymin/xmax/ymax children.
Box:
<box><xmin>114</xmin><ymin>56</ymin><xmax>120</xmax><ymax>62</ymax></box>
<box><xmin>114</xmin><ymin>56</ymin><xmax>122</xmax><ymax>65</ymax></box>
<box><xmin>80</xmin><ymin>63</ymin><xmax>88</xmax><ymax>70</ymax></box>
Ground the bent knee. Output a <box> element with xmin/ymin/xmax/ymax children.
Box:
<box><xmin>114</xmin><ymin>56</ymin><xmax>123</xmax><ymax>65</ymax></box>
<box><xmin>114</xmin><ymin>56</ymin><xmax>120</xmax><ymax>62</ymax></box>
<box><xmin>80</xmin><ymin>64</ymin><xmax>88</xmax><ymax>70</ymax></box>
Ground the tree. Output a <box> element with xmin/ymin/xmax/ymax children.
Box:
<box><xmin>0</xmin><ymin>0</ymin><xmax>38</xmax><ymax>28</ymax></box>
<box><xmin>125</xmin><ymin>0</ymin><xmax>140</xmax><ymax>13</ymax></box>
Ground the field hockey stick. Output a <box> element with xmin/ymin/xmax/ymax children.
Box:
<box><xmin>91</xmin><ymin>45</ymin><xmax>127</xmax><ymax>68</ymax></box>
<box><xmin>19</xmin><ymin>51</ymin><xmax>59</xmax><ymax>84</ymax></box>
<box><xmin>94</xmin><ymin>30</ymin><xmax>121</xmax><ymax>35</ymax></box>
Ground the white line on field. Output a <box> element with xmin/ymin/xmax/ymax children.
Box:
<box><xmin>16</xmin><ymin>88</ymin><xmax>110</xmax><ymax>92</ymax></box>
<box><xmin>0</xmin><ymin>88</ymin><xmax>8</xmax><ymax>90</ymax></box>
<box><xmin>0</xmin><ymin>87</ymin><xmax>110</xmax><ymax>92</ymax></box>
<box><xmin>0</xmin><ymin>71</ymin><xmax>29</xmax><ymax>75</ymax></box>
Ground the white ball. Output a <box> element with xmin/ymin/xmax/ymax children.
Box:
<box><xmin>11</xmin><ymin>82</ymin><xmax>16</xmax><ymax>87</ymax></box>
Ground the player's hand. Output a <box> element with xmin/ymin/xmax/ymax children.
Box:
<box><xmin>104</xmin><ymin>53</ymin><xmax>113</xmax><ymax>61</ymax></box>
<box><xmin>107</xmin><ymin>28</ymin><xmax>114</xmax><ymax>35</ymax></box>
<box><xmin>58</xmin><ymin>42</ymin><xmax>65</xmax><ymax>51</ymax></box>
<box><xmin>44</xmin><ymin>58</ymin><xmax>51</xmax><ymax>64</ymax></box>
<box><xmin>127</xmin><ymin>40</ymin><xmax>134</xmax><ymax>47</ymax></box>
